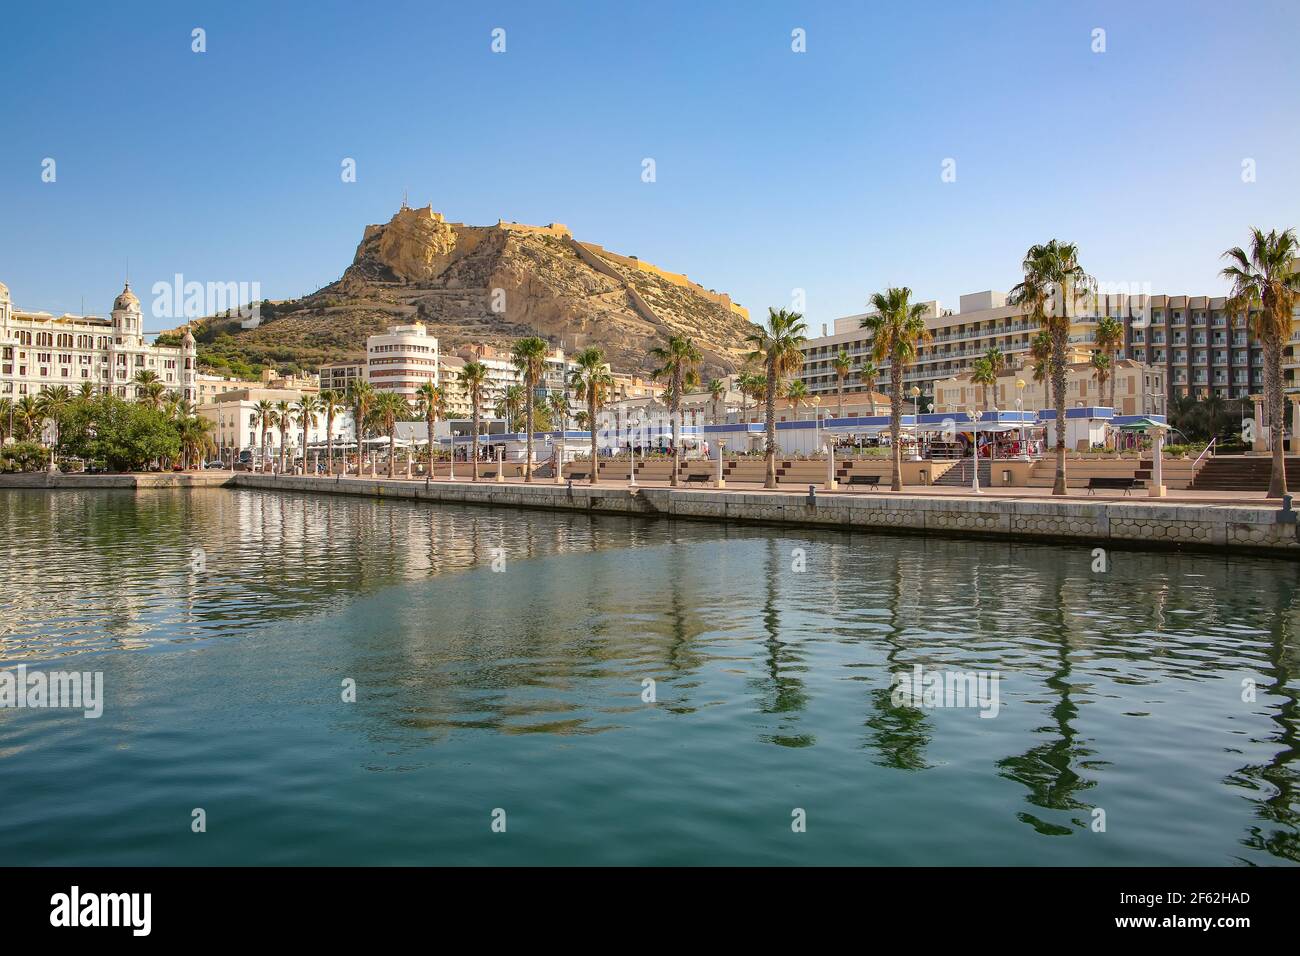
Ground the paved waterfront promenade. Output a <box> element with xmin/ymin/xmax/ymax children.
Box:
<box><xmin>4</xmin><ymin>470</ymin><xmax>1296</xmax><ymax>554</ymax></box>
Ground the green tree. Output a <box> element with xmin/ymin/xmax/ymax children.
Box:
<box><xmin>461</xmin><ymin>361</ymin><xmax>490</xmax><ymax>481</ymax></box>
<box><xmin>372</xmin><ymin>392</ymin><xmax>409</xmax><ymax>478</ymax></box>
<box><xmin>747</xmin><ymin>310</ymin><xmax>807</xmax><ymax>488</ymax></box>
<box><xmin>347</xmin><ymin>381</ymin><xmax>375</xmax><ymax>474</ymax></box>
<box><xmin>571</xmin><ymin>348</ymin><xmax>613</xmax><ymax>486</ymax></box>
<box><xmin>858</xmin><ymin>360</ymin><xmax>879</xmax><ymax>416</ymax></box>
<box><xmin>1010</xmin><ymin>240</ymin><xmax>1094</xmax><ymax>496</ymax></box>
<box><xmin>1221</xmin><ymin>227</ymin><xmax>1300</xmax><ymax>497</ymax></box>
<box><xmin>863</xmin><ymin>288</ymin><xmax>932</xmax><ymax>491</ymax></box>
<box><xmin>1094</xmin><ymin>316</ymin><xmax>1124</xmax><ymax>411</ymax></box>
<box><xmin>511</xmin><ymin>336</ymin><xmax>550</xmax><ymax>482</ymax></box>
<box><xmin>650</xmin><ymin>335</ymin><xmax>702</xmax><ymax>486</ymax></box>
<box><xmin>831</xmin><ymin>349</ymin><xmax>852</xmax><ymax>419</ymax></box>
<box><xmin>972</xmin><ymin>357</ymin><xmax>997</xmax><ymax>411</ymax></box>
<box><xmin>318</xmin><ymin>389</ymin><xmax>344</xmax><ymax>476</ymax></box>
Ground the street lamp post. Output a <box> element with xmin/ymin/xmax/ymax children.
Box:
<box><xmin>628</xmin><ymin>416</ymin><xmax>641</xmax><ymax>486</ymax></box>
<box><xmin>966</xmin><ymin>404</ymin><xmax>982</xmax><ymax>494</ymax></box>
<box><xmin>715</xmin><ymin>439</ymin><xmax>727</xmax><ymax>488</ymax></box>
<box><xmin>1016</xmin><ymin>379</ymin><xmax>1029</xmax><ymax>460</ymax></box>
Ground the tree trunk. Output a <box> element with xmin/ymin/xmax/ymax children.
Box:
<box><xmin>524</xmin><ymin>387</ymin><xmax>534</xmax><ymax>482</ymax></box>
<box><xmin>1052</xmin><ymin>327</ymin><xmax>1068</xmax><ymax>495</ymax></box>
<box><xmin>1109</xmin><ymin>349</ymin><xmax>1118</xmax><ymax>411</ymax></box>
<box><xmin>838</xmin><ymin>378</ymin><xmax>844</xmax><ymax>419</ymax></box>
<box><xmin>589</xmin><ymin>392</ymin><xmax>598</xmax><ymax>485</ymax></box>
<box><xmin>388</xmin><ymin>429</ymin><xmax>396</xmax><ymax>478</ymax></box>
<box><xmin>890</xmin><ymin>360</ymin><xmax>903</xmax><ymax>491</ymax></box>
<box><xmin>1266</xmin><ymin>332</ymin><xmax>1287</xmax><ymax>498</ymax></box>
<box><xmin>325</xmin><ymin>412</ymin><xmax>334</xmax><ymax>476</ymax></box>
<box><xmin>671</xmin><ymin>370</ymin><xmax>681</xmax><ymax>487</ymax></box>
<box><xmin>764</xmin><ymin>360</ymin><xmax>778</xmax><ymax>489</ymax></box>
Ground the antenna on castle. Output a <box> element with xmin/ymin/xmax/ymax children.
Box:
<box><xmin>401</xmin><ymin>188</ymin><xmax>409</xmax><ymax>211</ymax></box>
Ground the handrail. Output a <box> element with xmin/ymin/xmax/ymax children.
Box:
<box><xmin>1191</xmin><ymin>437</ymin><xmax>1217</xmax><ymax>470</ymax></box>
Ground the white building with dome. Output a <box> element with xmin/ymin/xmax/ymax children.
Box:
<box><xmin>0</xmin><ymin>279</ymin><xmax>198</xmax><ymax>402</ymax></box>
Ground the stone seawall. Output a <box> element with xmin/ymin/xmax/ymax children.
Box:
<box><xmin>232</xmin><ymin>475</ymin><xmax>1300</xmax><ymax>556</ymax></box>
<box><xmin>0</xmin><ymin>472</ymin><xmax>234</xmax><ymax>489</ymax></box>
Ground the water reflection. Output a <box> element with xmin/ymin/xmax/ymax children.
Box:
<box><xmin>2</xmin><ymin>488</ymin><xmax>1299</xmax><ymax>864</ymax></box>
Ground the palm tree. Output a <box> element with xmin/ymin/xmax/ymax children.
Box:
<box><xmin>547</xmin><ymin>391</ymin><xmax>570</xmax><ymax>478</ymax></box>
<box><xmin>1094</xmin><ymin>316</ymin><xmax>1124</xmax><ymax>411</ymax></box>
<box><xmin>831</xmin><ymin>348</ymin><xmax>852</xmax><ymax>419</ymax></box>
<box><xmin>785</xmin><ymin>379</ymin><xmax>810</xmax><ymax>419</ymax></box>
<box><xmin>318</xmin><ymin>389</ymin><xmax>344</xmax><ymax>476</ymax></box>
<box><xmin>251</xmin><ymin>399</ymin><xmax>273</xmax><ymax>470</ymax></box>
<box><xmin>14</xmin><ymin>396</ymin><xmax>40</xmax><ymax>441</ymax></box>
<box><xmin>1010</xmin><ymin>240</ymin><xmax>1094</xmax><ymax>496</ymax></box>
<box><xmin>971</xmin><ymin>357</ymin><xmax>997</xmax><ymax>411</ymax></box>
<box><xmin>347</xmin><ymin>380</ymin><xmax>375</xmax><ymax>475</ymax></box>
<box><xmin>858</xmin><ymin>360</ymin><xmax>879</xmax><ymax>416</ymax></box>
<box><xmin>415</xmin><ymin>381</ymin><xmax>446</xmax><ymax>475</ymax></box>
<box><xmin>1090</xmin><ymin>352</ymin><xmax>1111</xmax><ymax>411</ymax></box>
<box><xmin>571</xmin><ymin>347</ymin><xmax>613</xmax><ymax>485</ymax></box>
<box><xmin>1222</xmin><ymin>227</ymin><xmax>1300</xmax><ymax>497</ymax></box>
<box><xmin>372</xmin><ymin>392</ymin><xmax>409</xmax><ymax>478</ymax></box>
<box><xmin>293</xmin><ymin>394</ymin><xmax>320</xmax><ymax>471</ymax></box>
<box><xmin>0</xmin><ymin>397</ymin><xmax>13</xmax><ymax>446</ymax></box>
<box><xmin>495</xmin><ymin>384</ymin><xmax>525</xmax><ymax>429</ymax></box>
<box><xmin>1029</xmin><ymin>329</ymin><xmax>1052</xmax><ymax>386</ymax></box>
<box><xmin>511</xmin><ymin>337</ymin><xmax>549</xmax><ymax>482</ymax></box>
<box><xmin>176</xmin><ymin>415</ymin><xmax>215</xmax><ymax>469</ymax></box>
<box><xmin>36</xmin><ymin>386</ymin><xmax>73</xmax><ymax>463</ymax></box>
<box><xmin>649</xmin><ymin>335</ymin><xmax>702</xmax><ymax>486</ymax></box>
<box><xmin>863</xmin><ymin>288</ymin><xmax>932</xmax><ymax>492</ymax></box>
<box><xmin>75</xmin><ymin>382</ymin><xmax>95</xmax><ymax>401</ymax></box>
<box><xmin>746</xmin><ymin>309</ymin><xmax>807</xmax><ymax>488</ymax></box>
<box><xmin>461</xmin><ymin>361</ymin><xmax>490</xmax><ymax>481</ymax></box>
<box><xmin>137</xmin><ymin>380</ymin><xmax>166</xmax><ymax>410</ymax></box>
<box><xmin>738</xmin><ymin>371</ymin><xmax>765</xmax><ymax>421</ymax></box>
<box><xmin>707</xmin><ymin>378</ymin><xmax>726</xmax><ymax>424</ymax></box>
<box><xmin>274</xmin><ymin>400</ymin><xmax>291</xmax><ymax>474</ymax></box>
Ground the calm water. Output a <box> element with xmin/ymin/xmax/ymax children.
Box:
<box><xmin>1</xmin><ymin>488</ymin><xmax>1298</xmax><ymax>866</ymax></box>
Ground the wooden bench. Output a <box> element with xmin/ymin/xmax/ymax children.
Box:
<box><xmin>684</xmin><ymin>473</ymin><xmax>712</xmax><ymax>483</ymax></box>
<box><xmin>846</xmin><ymin>474</ymin><xmax>882</xmax><ymax>490</ymax></box>
<box><xmin>1086</xmin><ymin>476</ymin><xmax>1138</xmax><ymax>495</ymax></box>
<box><xmin>568</xmin><ymin>471</ymin><xmax>589</xmax><ymax>481</ymax></box>
<box><xmin>479</xmin><ymin>470</ymin><xmax>497</xmax><ymax>479</ymax></box>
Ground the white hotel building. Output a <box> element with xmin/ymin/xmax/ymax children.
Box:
<box><xmin>1</xmin><ymin>280</ymin><xmax>197</xmax><ymax>402</ymax></box>
<box><xmin>366</xmin><ymin>322</ymin><xmax>439</xmax><ymax>401</ymax></box>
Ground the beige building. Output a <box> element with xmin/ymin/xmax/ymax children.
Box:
<box><xmin>436</xmin><ymin>355</ymin><xmax>472</xmax><ymax>418</ymax></box>
<box><xmin>933</xmin><ymin>357</ymin><xmax>1166</xmax><ymax>417</ymax></box>
<box><xmin>319</xmin><ymin>361</ymin><xmax>364</xmax><ymax>396</ymax></box>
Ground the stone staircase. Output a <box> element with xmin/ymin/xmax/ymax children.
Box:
<box><xmin>934</xmin><ymin>459</ymin><xmax>991</xmax><ymax>487</ymax></box>
<box><xmin>1188</xmin><ymin>456</ymin><xmax>1300</xmax><ymax>491</ymax></box>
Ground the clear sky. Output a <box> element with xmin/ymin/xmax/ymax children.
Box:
<box><xmin>2</xmin><ymin>0</ymin><xmax>1298</xmax><ymax>336</ymax></box>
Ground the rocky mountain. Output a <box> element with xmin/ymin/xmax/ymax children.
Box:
<box><xmin>191</xmin><ymin>205</ymin><xmax>757</xmax><ymax>379</ymax></box>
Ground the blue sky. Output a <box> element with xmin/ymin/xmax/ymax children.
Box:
<box><xmin>1</xmin><ymin>0</ymin><xmax>1297</xmax><ymax>336</ymax></box>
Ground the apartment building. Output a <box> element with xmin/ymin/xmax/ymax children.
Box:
<box><xmin>436</xmin><ymin>355</ymin><xmax>473</xmax><ymax>418</ymax></box>
<box><xmin>799</xmin><ymin>288</ymin><xmax>1289</xmax><ymax>406</ymax></box>
<box><xmin>319</xmin><ymin>361</ymin><xmax>364</xmax><ymax>396</ymax></box>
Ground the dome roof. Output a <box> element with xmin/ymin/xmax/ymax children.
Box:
<box><xmin>113</xmin><ymin>281</ymin><xmax>140</xmax><ymax>311</ymax></box>
<box><xmin>182</xmin><ymin>325</ymin><xmax>195</xmax><ymax>345</ymax></box>
<box><xmin>0</xmin><ymin>280</ymin><xmax>9</xmax><ymax>300</ymax></box>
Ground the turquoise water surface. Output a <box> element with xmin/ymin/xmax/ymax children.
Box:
<box><xmin>0</xmin><ymin>488</ymin><xmax>1297</xmax><ymax>865</ymax></box>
